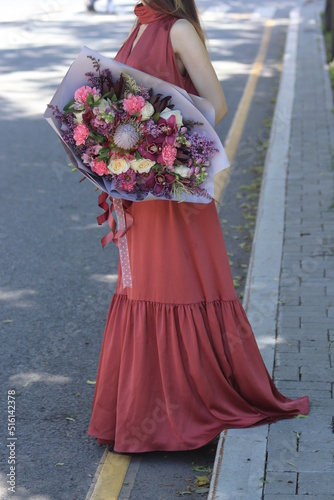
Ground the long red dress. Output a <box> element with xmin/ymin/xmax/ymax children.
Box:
<box><xmin>88</xmin><ymin>4</ymin><xmax>309</xmax><ymax>453</ymax></box>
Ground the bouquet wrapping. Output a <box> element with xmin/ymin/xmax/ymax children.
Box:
<box><xmin>44</xmin><ymin>46</ymin><xmax>230</xmax><ymax>287</ymax></box>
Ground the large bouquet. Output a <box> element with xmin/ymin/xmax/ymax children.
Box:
<box><xmin>45</xmin><ymin>47</ymin><xmax>229</xmax><ymax>204</ymax></box>
<box><xmin>48</xmin><ymin>57</ymin><xmax>219</xmax><ymax>202</ymax></box>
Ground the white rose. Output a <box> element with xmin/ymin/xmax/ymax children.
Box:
<box><xmin>160</xmin><ymin>107</ymin><xmax>183</xmax><ymax>129</ymax></box>
<box><xmin>130</xmin><ymin>158</ymin><xmax>155</xmax><ymax>173</ymax></box>
<box><xmin>74</xmin><ymin>111</ymin><xmax>84</xmax><ymax>123</ymax></box>
<box><xmin>108</xmin><ymin>158</ymin><xmax>130</xmax><ymax>175</ymax></box>
<box><xmin>97</xmin><ymin>99</ymin><xmax>110</xmax><ymax>112</ymax></box>
<box><xmin>140</xmin><ymin>102</ymin><xmax>155</xmax><ymax>121</ymax></box>
<box><xmin>174</xmin><ymin>165</ymin><xmax>192</xmax><ymax>178</ymax></box>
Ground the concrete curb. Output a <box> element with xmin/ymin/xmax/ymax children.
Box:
<box><xmin>208</xmin><ymin>8</ymin><xmax>301</xmax><ymax>500</ymax></box>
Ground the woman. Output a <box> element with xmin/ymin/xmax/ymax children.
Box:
<box><xmin>88</xmin><ymin>0</ymin><xmax>309</xmax><ymax>452</ymax></box>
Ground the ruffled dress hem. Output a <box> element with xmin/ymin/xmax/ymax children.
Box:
<box><xmin>88</xmin><ymin>294</ymin><xmax>309</xmax><ymax>453</ymax></box>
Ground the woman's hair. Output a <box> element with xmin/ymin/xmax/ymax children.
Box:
<box><xmin>147</xmin><ymin>0</ymin><xmax>205</xmax><ymax>44</ymax></box>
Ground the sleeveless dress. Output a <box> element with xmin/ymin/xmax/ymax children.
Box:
<box><xmin>88</xmin><ymin>4</ymin><xmax>309</xmax><ymax>453</ymax></box>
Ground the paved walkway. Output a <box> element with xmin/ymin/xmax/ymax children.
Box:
<box><xmin>209</xmin><ymin>1</ymin><xmax>334</xmax><ymax>498</ymax></box>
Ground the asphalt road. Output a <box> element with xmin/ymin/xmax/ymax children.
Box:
<box><xmin>0</xmin><ymin>1</ymin><xmax>297</xmax><ymax>498</ymax></box>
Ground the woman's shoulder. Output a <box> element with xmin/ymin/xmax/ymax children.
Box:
<box><xmin>171</xmin><ymin>18</ymin><xmax>196</xmax><ymax>35</ymax></box>
<box><xmin>170</xmin><ymin>19</ymin><xmax>199</xmax><ymax>53</ymax></box>
<box><xmin>170</xmin><ymin>18</ymin><xmax>198</xmax><ymax>47</ymax></box>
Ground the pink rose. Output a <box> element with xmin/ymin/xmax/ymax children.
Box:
<box><xmin>91</xmin><ymin>159</ymin><xmax>109</xmax><ymax>176</ymax></box>
<box><xmin>123</xmin><ymin>94</ymin><xmax>145</xmax><ymax>115</ymax></box>
<box><xmin>74</xmin><ymin>86</ymin><xmax>100</xmax><ymax>104</ymax></box>
<box><xmin>162</xmin><ymin>142</ymin><xmax>177</xmax><ymax>167</ymax></box>
<box><xmin>73</xmin><ymin>123</ymin><xmax>89</xmax><ymax>145</ymax></box>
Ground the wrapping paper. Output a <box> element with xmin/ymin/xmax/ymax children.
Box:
<box><xmin>44</xmin><ymin>46</ymin><xmax>230</xmax><ymax>204</ymax></box>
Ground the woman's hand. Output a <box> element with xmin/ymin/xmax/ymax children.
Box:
<box><xmin>170</xmin><ymin>19</ymin><xmax>228</xmax><ymax>126</ymax></box>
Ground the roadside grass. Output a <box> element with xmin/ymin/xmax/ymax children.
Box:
<box><xmin>321</xmin><ymin>12</ymin><xmax>334</xmax><ymax>97</ymax></box>
<box><xmin>321</xmin><ymin>13</ymin><xmax>334</xmax><ymax>210</ymax></box>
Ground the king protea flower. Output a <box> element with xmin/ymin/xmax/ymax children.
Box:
<box><xmin>113</xmin><ymin>123</ymin><xmax>141</xmax><ymax>150</ymax></box>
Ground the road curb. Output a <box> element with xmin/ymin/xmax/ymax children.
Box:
<box><xmin>208</xmin><ymin>7</ymin><xmax>301</xmax><ymax>500</ymax></box>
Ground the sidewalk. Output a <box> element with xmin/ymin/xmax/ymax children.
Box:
<box><xmin>209</xmin><ymin>1</ymin><xmax>334</xmax><ymax>498</ymax></box>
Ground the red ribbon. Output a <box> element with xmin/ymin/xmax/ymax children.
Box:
<box><xmin>97</xmin><ymin>193</ymin><xmax>134</xmax><ymax>288</ymax></box>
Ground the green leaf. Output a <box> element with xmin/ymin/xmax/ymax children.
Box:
<box><xmin>89</xmin><ymin>131</ymin><xmax>105</xmax><ymax>143</ymax></box>
<box><xmin>102</xmin><ymin>91</ymin><xmax>114</xmax><ymax>100</ymax></box>
<box><xmin>86</xmin><ymin>93</ymin><xmax>95</xmax><ymax>107</ymax></box>
<box><xmin>295</xmin><ymin>414</ymin><xmax>308</xmax><ymax>419</ymax></box>
<box><xmin>87</xmin><ymin>380</ymin><xmax>96</xmax><ymax>385</ymax></box>
<box><xmin>243</xmin><ymin>213</ymin><xmax>257</xmax><ymax>220</ymax></box>
<box><xmin>239</xmin><ymin>242</ymin><xmax>252</xmax><ymax>252</ymax></box>
<box><xmin>193</xmin><ymin>466</ymin><xmax>212</xmax><ymax>473</ymax></box>
<box><xmin>63</xmin><ymin>98</ymin><xmax>75</xmax><ymax>112</ymax></box>
<box><xmin>196</xmin><ymin>487</ymin><xmax>210</xmax><ymax>494</ymax></box>
<box><xmin>98</xmin><ymin>149</ymin><xmax>110</xmax><ymax>160</ymax></box>
<box><xmin>195</xmin><ymin>475</ymin><xmax>210</xmax><ymax>487</ymax></box>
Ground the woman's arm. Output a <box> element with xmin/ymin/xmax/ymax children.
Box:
<box><xmin>170</xmin><ymin>19</ymin><xmax>228</xmax><ymax>126</ymax></box>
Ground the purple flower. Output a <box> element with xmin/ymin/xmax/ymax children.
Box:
<box><xmin>137</xmin><ymin>170</ymin><xmax>156</xmax><ymax>191</ymax></box>
<box><xmin>145</xmin><ymin>119</ymin><xmax>161</xmax><ymax>138</ymax></box>
<box><xmin>116</xmin><ymin>169</ymin><xmax>137</xmax><ymax>192</ymax></box>
<box><xmin>186</xmin><ymin>132</ymin><xmax>218</xmax><ymax>165</ymax></box>
<box><xmin>137</xmin><ymin>170</ymin><xmax>175</xmax><ymax>196</ymax></box>
<box><xmin>138</xmin><ymin>134</ymin><xmax>165</xmax><ymax>163</ymax></box>
<box><xmin>152</xmin><ymin>171</ymin><xmax>175</xmax><ymax>196</ymax></box>
<box><xmin>157</xmin><ymin>115</ymin><xmax>178</xmax><ymax>144</ymax></box>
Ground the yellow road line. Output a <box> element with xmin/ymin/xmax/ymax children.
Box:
<box><xmin>214</xmin><ymin>19</ymin><xmax>274</xmax><ymax>203</ymax></box>
<box><xmin>87</xmin><ymin>451</ymin><xmax>131</xmax><ymax>500</ymax></box>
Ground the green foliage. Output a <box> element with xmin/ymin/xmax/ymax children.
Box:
<box><xmin>122</xmin><ymin>72</ymin><xmax>141</xmax><ymax>94</ymax></box>
<box><xmin>321</xmin><ymin>11</ymin><xmax>334</xmax><ymax>92</ymax></box>
<box><xmin>329</xmin><ymin>63</ymin><xmax>334</xmax><ymax>90</ymax></box>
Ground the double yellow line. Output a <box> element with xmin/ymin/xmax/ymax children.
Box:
<box><xmin>87</xmin><ymin>17</ymin><xmax>274</xmax><ymax>500</ymax></box>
